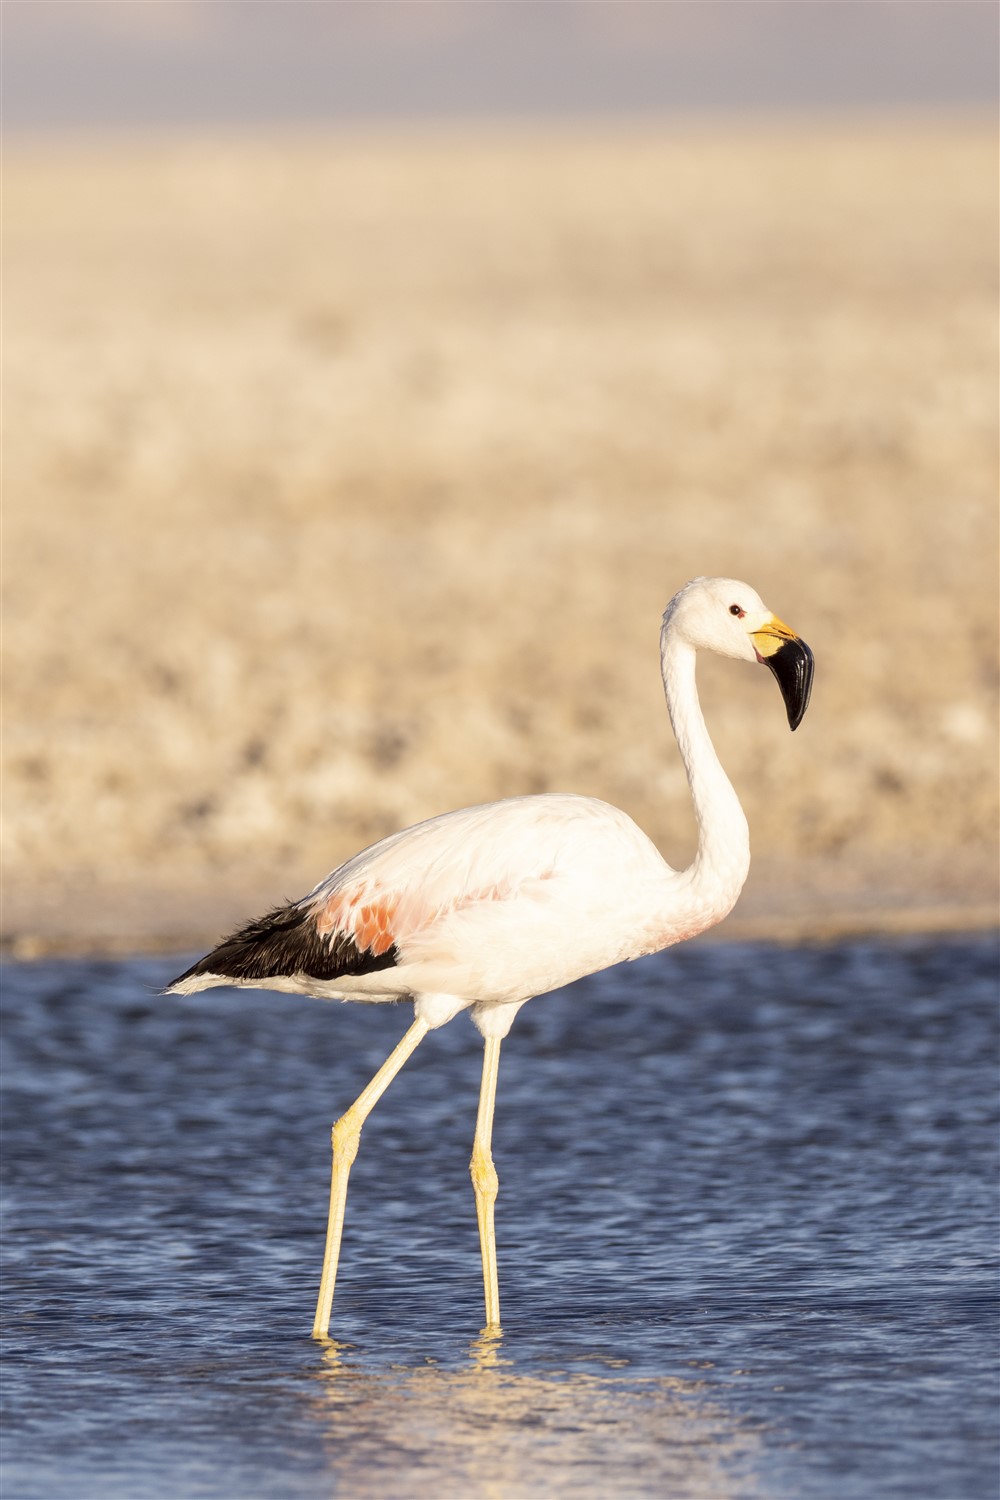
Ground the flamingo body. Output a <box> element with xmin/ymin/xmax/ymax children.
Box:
<box><xmin>167</xmin><ymin>576</ymin><xmax>814</xmax><ymax>1332</ymax></box>
<box><xmin>171</xmin><ymin>794</ymin><xmax>723</xmax><ymax>1032</ymax></box>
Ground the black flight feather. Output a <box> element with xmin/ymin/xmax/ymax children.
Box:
<box><xmin>168</xmin><ymin>901</ymin><xmax>400</xmax><ymax>988</ymax></box>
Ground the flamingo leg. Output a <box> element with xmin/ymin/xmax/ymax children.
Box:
<box><xmin>470</xmin><ymin>1035</ymin><xmax>503</xmax><ymax>1328</ymax></box>
<box><xmin>312</xmin><ymin>1016</ymin><xmax>430</xmax><ymax>1338</ymax></box>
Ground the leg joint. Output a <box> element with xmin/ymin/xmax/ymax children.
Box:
<box><xmin>470</xmin><ymin>1142</ymin><xmax>499</xmax><ymax>1201</ymax></box>
<box><xmin>332</xmin><ymin>1108</ymin><xmax>362</xmax><ymax>1169</ymax></box>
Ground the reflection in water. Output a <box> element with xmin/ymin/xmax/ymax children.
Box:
<box><xmin>307</xmin><ymin>1331</ymin><xmax>764</xmax><ymax>1500</ymax></box>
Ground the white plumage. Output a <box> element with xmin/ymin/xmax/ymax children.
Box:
<box><xmin>280</xmin><ymin>795</ymin><xmax>689</xmax><ymax>1024</ymax></box>
<box><xmin>168</xmin><ymin>576</ymin><xmax>813</xmax><ymax>1334</ymax></box>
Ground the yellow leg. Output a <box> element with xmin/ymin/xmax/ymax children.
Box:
<box><xmin>470</xmin><ymin>1035</ymin><xmax>503</xmax><ymax>1328</ymax></box>
<box><xmin>312</xmin><ymin>1016</ymin><xmax>430</xmax><ymax>1338</ymax></box>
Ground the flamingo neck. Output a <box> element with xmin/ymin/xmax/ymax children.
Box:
<box><xmin>660</xmin><ymin>628</ymin><xmax>750</xmax><ymax>923</ymax></box>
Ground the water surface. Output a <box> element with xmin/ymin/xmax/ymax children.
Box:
<box><xmin>2</xmin><ymin>935</ymin><xmax>997</xmax><ymax>1498</ymax></box>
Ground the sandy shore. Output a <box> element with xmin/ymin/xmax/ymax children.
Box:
<box><xmin>4</xmin><ymin>120</ymin><xmax>997</xmax><ymax>956</ymax></box>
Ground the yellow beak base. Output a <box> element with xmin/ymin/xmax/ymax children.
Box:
<box><xmin>752</xmin><ymin>618</ymin><xmax>814</xmax><ymax>731</ymax></box>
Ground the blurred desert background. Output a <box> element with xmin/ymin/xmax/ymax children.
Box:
<box><xmin>3</xmin><ymin>4</ymin><xmax>997</xmax><ymax>954</ymax></box>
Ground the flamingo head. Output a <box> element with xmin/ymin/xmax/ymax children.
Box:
<box><xmin>663</xmin><ymin>576</ymin><xmax>815</xmax><ymax>730</ymax></box>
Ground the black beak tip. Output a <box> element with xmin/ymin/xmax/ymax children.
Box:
<box><xmin>766</xmin><ymin>637</ymin><xmax>814</xmax><ymax>731</ymax></box>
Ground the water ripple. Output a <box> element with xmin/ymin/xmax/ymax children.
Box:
<box><xmin>2</xmin><ymin>934</ymin><xmax>997</xmax><ymax>1498</ymax></box>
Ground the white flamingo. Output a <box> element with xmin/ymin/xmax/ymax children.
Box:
<box><xmin>168</xmin><ymin>576</ymin><xmax>814</xmax><ymax>1335</ymax></box>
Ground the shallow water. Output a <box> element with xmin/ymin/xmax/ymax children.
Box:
<box><xmin>2</xmin><ymin>934</ymin><xmax>997</xmax><ymax>1500</ymax></box>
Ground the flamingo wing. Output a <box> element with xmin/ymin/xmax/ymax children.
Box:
<box><xmin>167</xmin><ymin>794</ymin><xmax>668</xmax><ymax>1001</ymax></box>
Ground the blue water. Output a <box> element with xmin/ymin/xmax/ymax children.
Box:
<box><xmin>2</xmin><ymin>934</ymin><xmax>997</xmax><ymax>1499</ymax></box>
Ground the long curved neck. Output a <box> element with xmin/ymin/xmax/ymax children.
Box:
<box><xmin>660</xmin><ymin>626</ymin><xmax>750</xmax><ymax>916</ymax></box>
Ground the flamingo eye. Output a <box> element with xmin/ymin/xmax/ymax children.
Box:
<box><xmin>729</xmin><ymin>604</ymin><xmax>745</xmax><ymax>618</ymax></box>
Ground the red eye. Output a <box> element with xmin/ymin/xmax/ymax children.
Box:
<box><xmin>729</xmin><ymin>604</ymin><xmax>745</xmax><ymax>618</ymax></box>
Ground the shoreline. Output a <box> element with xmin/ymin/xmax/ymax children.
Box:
<box><xmin>5</xmin><ymin>861</ymin><xmax>995</xmax><ymax>962</ymax></box>
<box><xmin>5</xmin><ymin>906</ymin><xmax>995</xmax><ymax>964</ymax></box>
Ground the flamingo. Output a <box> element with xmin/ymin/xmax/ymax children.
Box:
<box><xmin>167</xmin><ymin>576</ymin><xmax>814</xmax><ymax>1335</ymax></box>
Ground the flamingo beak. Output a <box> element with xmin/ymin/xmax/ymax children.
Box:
<box><xmin>751</xmin><ymin>617</ymin><xmax>815</xmax><ymax>731</ymax></box>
